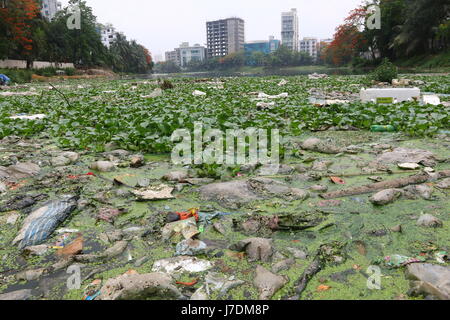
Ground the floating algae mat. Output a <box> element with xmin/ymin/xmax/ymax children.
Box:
<box><xmin>0</xmin><ymin>75</ymin><xmax>449</xmax><ymax>301</ymax></box>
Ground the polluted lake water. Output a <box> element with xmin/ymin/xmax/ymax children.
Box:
<box><xmin>0</xmin><ymin>75</ymin><xmax>449</xmax><ymax>301</ymax></box>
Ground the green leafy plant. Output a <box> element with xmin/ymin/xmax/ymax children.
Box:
<box><xmin>370</xmin><ymin>58</ymin><xmax>398</xmax><ymax>83</ymax></box>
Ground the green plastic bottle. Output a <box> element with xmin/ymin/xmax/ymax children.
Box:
<box><xmin>370</xmin><ymin>125</ymin><xmax>397</xmax><ymax>132</ymax></box>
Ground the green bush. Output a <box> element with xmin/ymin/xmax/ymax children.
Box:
<box><xmin>370</xmin><ymin>58</ymin><xmax>398</xmax><ymax>83</ymax></box>
<box><xmin>34</xmin><ymin>67</ymin><xmax>57</xmax><ymax>77</ymax></box>
<box><xmin>0</xmin><ymin>68</ymin><xmax>33</xmax><ymax>84</ymax></box>
<box><xmin>63</xmin><ymin>68</ymin><xmax>76</xmax><ymax>76</ymax></box>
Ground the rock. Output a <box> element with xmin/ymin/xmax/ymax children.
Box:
<box><xmin>390</xmin><ymin>225</ymin><xmax>402</xmax><ymax>233</ymax></box>
<box><xmin>0</xmin><ymin>289</ymin><xmax>33</xmax><ymax>300</ymax></box>
<box><xmin>272</xmin><ymin>258</ymin><xmax>295</xmax><ymax>273</ymax></box>
<box><xmin>286</xmin><ymin>247</ymin><xmax>308</xmax><ymax>260</ymax></box>
<box><xmin>199</xmin><ymin>178</ymin><xmax>309</xmax><ymax>209</ymax></box>
<box><xmin>300</xmin><ymin>138</ymin><xmax>342</xmax><ymax>154</ymax></box>
<box><xmin>369</xmin><ymin>189</ymin><xmax>403</xmax><ymax>205</ymax></box>
<box><xmin>417</xmin><ymin>214</ymin><xmax>443</xmax><ymax>228</ymax></box>
<box><xmin>90</xmin><ymin>161</ymin><xmax>116</xmax><ymax>172</ymax></box>
<box><xmin>51</xmin><ymin>156</ymin><xmax>72</xmax><ymax>167</ymax></box>
<box><xmin>175</xmin><ymin>239</ymin><xmax>208</xmax><ymax>256</ymax></box>
<box><xmin>61</xmin><ymin>152</ymin><xmax>79</xmax><ymax>162</ymax></box>
<box><xmin>23</xmin><ymin>244</ymin><xmax>49</xmax><ymax>256</ymax></box>
<box><xmin>230</xmin><ymin>238</ymin><xmax>273</xmax><ymax>262</ymax></box>
<box><xmin>213</xmin><ymin>222</ymin><xmax>226</xmax><ymax>235</ymax></box>
<box><xmin>0</xmin><ymin>211</ymin><xmax>20</xmax><ymax>225</ymax></box>
<box><xmin>398</xmin><ymin>162</ymin><xmax>421</xmax><ymax>170</ymax></box>
<box><xmin>205</xmin><ymin>272</ymin><xmax>245</xmax><ymax>296</ymax></box>
<box><xmin>436</xmin><ymin>178</ymin><xmax>450</xmax><ymax>189</ymax></box>
<box><xmin>311</xmin><ymin>160</ymin><xmax>333</xmax><ymax>171</ymax></box>
<box><xmin>403</xmin><ymin>184</ymin><xmax>434</xmax><ymax>200</ymax></box>
<box><xmin>0</xmin><ymin>181</ymin><xmax>6</xmax><ymax>193</ymax></box>
<box><xmin>0</xmin><ymin>162</ymin><xmax>40</xmax><ymax>180</ymax></box>
<box><xmin>191</xmin><ymin>286</ymin><xmax>209</xmax><ymax>300</ymax></box>
<box><xmin>309</xmin><ymin>185</ymin><xmax>328</xmax><ymax>193</ymax></box>
<box><xmin>74</xmin><ymin>240</ymin><xmax>128</xmax><ymax>262</ymax></box>
<box><xmin>152</xmin><ymin>256</ymin><xmax>213</xmax><ymax>274</ymax></box>
<box><xmin>99</xmin><ymin>272</ymin><xmax>184</xmax><ymax>300</ymax></box>
<box><xmin>406</xmin><ymin>263</ymin><xmax>450</xmax><ymax>300</ymax></box>
<box><xmin>377</xmin><ymin>148</ymin><xmax>437</xmax><ymax>167</ymax></box>
<box><xmin>253</xmin><ymin>266</ymin><xmax>288</xmax><ymax>300</ymax></box>
<box><xmin>108</xmin><ymin>149</ymin><xmax>130</xmax><ymax>157</ymax></box>
<box><xmin>129</xmin><ymin>155</ymin><xmax>144</xmax><ymax>168</ymax></box>
<box><xmin>163</xmin><ymin>171</ymin><xmax>188</xmax><ymax>182</ymax></box>
<box><xmin>16</xmin><ymin>268</ymin><xmax>45</xmax><ymax>281</ymax></box>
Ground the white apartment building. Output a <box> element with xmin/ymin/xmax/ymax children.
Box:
<box><xmin>100</xmin><ymin>24</ymin><xmax>117</xmax><ymax>48</ymax></box>
<box><xmin>179</xmin><ymin>43</ymin><xmax>206</xmax><ymax>67</ymax></box>
<box><xmin>41</xmin><ymin>0</ymin><xmax>62</xmax><ymax>21</ymax></box>
<box><xmin>281</xmin><ymin>8</ymin><xmax>299</xmax><ymax>51</ymax></box>
<box><xmin>300</xmin><ymin>37</ymin><xmax>318</xmax><ymax>61</ymax></box>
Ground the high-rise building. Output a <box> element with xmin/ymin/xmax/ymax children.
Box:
<box><xmin>41</xmin><ymin>0</ymin><xmax>62</xmax><ymax>21</ymax></box>
<box><xmin>244</xmin><ymin>36</ymin><xmax>280</xmax><ymax>56</ymax></box>
<box><xmin>179</xmin><ymin>42</ymin><xmax>207</xmax><ymax>67</ymax></box>
<box><xmin>165</xmin><ymin>49</ymin><xmax>181</xmax><ymax>65</ymax></box>
<box><xmin>281</xmin><ymin>8</ymin><xmax>299</xmax><ymax>51</ymax></box>
<box><xmin>300</xmin><ymin>37</ymin><xmax>318</xmax><ymax>61</ymax></box>
<box><xmin>206</xmin><ymin>17</ymin><xmax>245</xmax><ymax>57</ymax></box>
<box><xmin>165</xmin><ymin>42</ymin><xmax>206</xmax><ymax>67</ymax></box>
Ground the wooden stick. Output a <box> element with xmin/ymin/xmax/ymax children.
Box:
<box><xmin>320</xmin><ymin>170</ymin><xmax>450</xmax><ymax>199</ymax></box>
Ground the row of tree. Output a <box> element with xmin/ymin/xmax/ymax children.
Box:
<box><xmin>154</xmin><ymin>46</ymin><xmax>315</xmax><ymax>73</ymax></box>
<box><xmin>322</xmin><ymin>0</ymin><xmax>450</xmax><ymax>66</ymax></box>
<box><xmin>0</xmin><ymin>0</ymin><xmax>153</xmax><ymax>73</ymax></box>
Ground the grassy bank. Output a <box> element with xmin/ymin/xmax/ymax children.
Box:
<box><xmin>395</xmin><ymin>51</ymin><xmax>450</xmax><ymax>73</ymax></box>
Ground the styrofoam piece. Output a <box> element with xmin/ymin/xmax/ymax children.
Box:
<box><xmin>360</xmin><ymin>88</ymin><xmax>421</xmax><ymax>103</ymax></box>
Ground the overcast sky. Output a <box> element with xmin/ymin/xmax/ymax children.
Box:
<box><xmin>60</xmin><ymin>0</ymin><xmax>364</xmax><ymax>59</ymax></box>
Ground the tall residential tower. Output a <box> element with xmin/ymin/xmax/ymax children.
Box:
<box><xmin>206</xmin><ymin>17</ymin><xmax>245</xmax><ymax>57</ymax></box>
<box><xmin>281</xmin><ymin>8</ymin><xmax>299</xmax><ymax>51</ymax></box>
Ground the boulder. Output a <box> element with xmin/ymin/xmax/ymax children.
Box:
<box><xmin>253</xmin><ymin>266</ymin><xmax>288</xmax><ymax>300</ymax></box>
<box><xmin>369</xmin><ymin>189</ymin><xmax>403</xmax><ymax>205</ymax></box>
<box><xmin>230</xmin><ymin>238</ymin><xmax>273</xmax><ymax>262</ymax></box>
<box><xmin>406</xmin><ymin>263</ymin><xmax>450</xmax><ymax>300</ymax></box>
<box><xmin>99</xmin><ymin>272</ymin><xmax>185</xmax><ymax>300</ymax></box>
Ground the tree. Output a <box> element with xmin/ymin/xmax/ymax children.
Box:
<box><xmin>0</xmin><ymin>0</ymin><xmax>40</xmax><ymax>63</ymax></box>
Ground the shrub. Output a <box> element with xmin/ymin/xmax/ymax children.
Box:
<box><xmin>370</xmin><ymin>58</ymin><xmax>398</xmax><ymax>83</ymax></box>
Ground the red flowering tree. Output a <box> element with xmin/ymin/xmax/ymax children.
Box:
<box><xmin>0</xmin><ymin>0</ymin><xmax>40</xmax><ymax>57</ymax></box>
<box><xmin>323</xmin><ymin>7</ymin><xmax>369</xmax><ymax>66</ymax></box>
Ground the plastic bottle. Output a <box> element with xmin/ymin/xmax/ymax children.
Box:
<box><xmin>370</xmin><ymin>125</ymin><xmax>397</xmax><ymax>132</ymax></box>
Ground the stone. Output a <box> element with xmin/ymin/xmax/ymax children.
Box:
<box><xmin>406</xmin><ymin>263</ymin><xmax>450</xmax><ymax>300</ymax></box>
<box><xmin>61</xmin><ymin>151</ymin><xmax>79</xmax><ymax>162</ymax></box>
<box><xmin>398</xmin><ymin>162</ymin><xmax>421</xmax><ymax>170</ymax></box>
<box><xmin>16</xmin><ymin>268</ymin><xmax>46</xmax><ymax>281</ymax></box>
<box><xmin>309</xmin><ymin>185</ymin><xmax>328</xmax><ymax>193</ymax></box>
<box><xmin>0</xmin><ymin>162</ymin><xmax>40</xmax><ymax>180</ymax></box>
<box><xmin>417</xmin><ymin>214</ymin><xmax>443</xmax><ymax>228</ymax></box>
<box><xmin>300</xmin><ymin>138</ymin><xmax>342</xmax><ymax>154</ymax></box>
<box><xmin>370</xmin><ymin>189</ymin><xmax>403</xmax><ymax>205</ymax></box>
<box><xmin>436</xmin><ymin>178</ymin><xmax>450</xmax><ymax>189</ymax></box>
<box><xmin>286</xmin><ymin>247</ymin><xmax>308</xmax><ymax>260</ymax></box>
<box><xmin>376</xmin><ymin>148</ymin><xmax>436</xmax><ymax>167</ymax></box>
<box><xmin>130</xmin><ymin>155</ymin><xmax>144</xmax><ymax>167</ymax></box>
<box><xmin>230</xmin><ymin>238</ymin><xmax>273</xmax><ymax>262</ymax></box>
<box><xmin>162</xmin><ymin>171</ymin><xmax>188</xmax><ymax>182</ymax></box>
<box><xmin>253</xmin><ymin>265</ymin><xmax>288</xmax><ymax>300</ymax></box>
<box><xmin>99</xmin><ymin>272</ymin><xmax>184</xmax><ymax>300</ymax></box>
<box><xmin>0</xmin><ymin>289</ymin><xmax>33</xmax><ymax>300</ymax></box>
<box><xmin>90</xmin><ymin>161</ymin><xmax>116</xmax><ymax>172</ymax></box>
<box><xmin>51</xmin><ymin>155</ymin><xmax>72</xmax><ymax>167</ymax></box>
<box><xmin>272</xmin><ymin>258</ymin><xmax>295</xmax><ymax>273</ymax></box>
